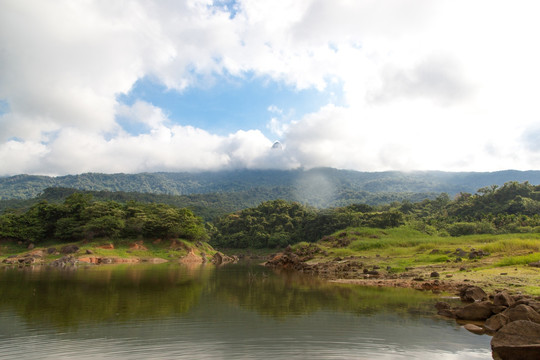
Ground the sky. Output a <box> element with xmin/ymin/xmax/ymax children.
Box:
<box><xmin>1</xmin><ymin>0</ymin><xmax>540</xmax><ymax>176</ymax></box>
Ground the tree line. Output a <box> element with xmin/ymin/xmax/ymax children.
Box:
<box><xmin>1</xmin><ymin>181</ymin><xmax>539</xmax><ymax>248</ymax></box>
<box><xmin>0</xmin><ymin>193</ymin><xmax>207</xmax><ymax>244</ymax></box>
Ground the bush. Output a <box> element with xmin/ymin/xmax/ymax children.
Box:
<box><xmin>447</xmin><ymin>222</ymin><xmax>477</xmax><ymax>237</ymax></box>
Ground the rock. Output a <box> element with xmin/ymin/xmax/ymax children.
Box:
<box><xmin>78</xmin><ymin>256</ymin><xmax>99</xmax><ymax>264</ymax></box>
<box><xmin>455</xmin><ymin>301</ymin><xmax>494</xmax><ymax>321</ymax></box>
<box><xmin>430</xmin><ymin>271</ymin><xmax>440</xmax><ymax>278</ymax></box>
<box><xmin>464</xmin><ymin>323</ymin><xmax>485</xmax><ymax>335</ymax></box>
<box><xmin>50</xmin><ymin>255</ymin><xmax>78</xmax><ymax>267</ymax></box>
<box><xmin>459</xmin><ymin>285</ymin><xmax>487</xmax><ymax>302</ymax></box>
<box><xmin>179</xmin><ymin>250</ymin><xmax>203</xmax><ymax>264</ymax></box>
<box><xmin>455</xmin><ymin>248</ymin><xmax>467</xmax><ymax>257</ymax></box>
<box><xmin>98</xmin><ymin>243</ymin><xmax>114</xmax><ymax>250</ymax></box>
<box><xmin>212</xmin><ymin>252</ymin><xmax>237</xmax><ymax>265</ymax></box>
<box><xmin>491</xmin><ymin>320</ymin><xmax>540</xmax><ymax>360</ymax></box>
<box><xmin>485</xmin><ymin>313</ymin><xmax>510</xmax><ymax>332</ymax></box>
<box><xmin>529</xmin><ymin>261</ymin><xmax>540</xmax><ymax>268</ymax></box>
<box><xmin>47</xmin><ymin>247</ymin><xmax>57</xmax><ymax>254</ymax></box>
<box><xmin>503</xmin><ymin>304</ymin><xmax>540</xmax><ymax>324</ymax></box>
<box><xmin>27</xmin><ymin>243</ymin><xmax>35</xmax><ymax>250</ymax></box>
<box><xmin>86</xmin><ymin>249</ymin><xmax>94</xmax><ymax>254</ymax></box>
<box><xmin>152</xmin><ymin>239</ymin><xmax>162</xmax><ymax>244</ymax></box>
<box><xmin>493</xmin><ymin>291</ymin><xmax>515</xmax><ymax>307</ymax></box>
<box><xmin>61</xmin><ymin>245</ymin><xmax>80</xmax><ymax>254</ymax></box>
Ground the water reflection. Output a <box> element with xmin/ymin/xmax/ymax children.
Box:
<box><xmin>0</xmin><ymin>263</ymin><xmax>492</xmax><ymax>359</ymax></box>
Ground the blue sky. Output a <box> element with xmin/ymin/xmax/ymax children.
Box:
<box><xmin>117</xmin><ymin>74</ymin><xmax>344</xmax><ymax>138</ymax></box>
<box><xmin>1</xmin><ymin>1</ymin><xmax>540</xmax><ymax>175</ymax></box>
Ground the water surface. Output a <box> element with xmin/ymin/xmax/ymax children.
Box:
<box><xmin>0</xmin><ymin>264</ymin><xmax>492</xmax><ymax>359</ymax></box>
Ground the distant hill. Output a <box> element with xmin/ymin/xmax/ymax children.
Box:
<box><xmin>2</xmin><ymin>168</ymin><xmax>540</xmax><ymax>201</ymax></box>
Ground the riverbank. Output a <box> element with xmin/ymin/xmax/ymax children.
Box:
<box><xmin>264</xmin><ymin>227</ymin><xmax>540</xmax><ymax>296</ymax></box>
<box><xmin>0</xmin><ymin>238</ymin><xmax>238</xmax><ymax>267</ymax></box>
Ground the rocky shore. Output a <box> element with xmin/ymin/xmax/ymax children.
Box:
<box><xmin>265</xmin><ymin>246</ymin><xmax>540</xmax><ymax>359</ymax></box>
<box><xmin>1</xmin><ymin>241</ymin><xmax>238</xmax><ymax>267</ymax></box>
<box><xmin>436</xmin><ymin>285</ymin><xmax>540</xmax><ymax>360</ymax></box>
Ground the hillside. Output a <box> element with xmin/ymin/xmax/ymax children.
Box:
<box><xmin>2</xmin><ymin>168</ymin><xmax>540</xmax><ymax>202</ymax></box>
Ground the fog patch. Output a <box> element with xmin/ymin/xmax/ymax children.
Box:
<box><xmin>294</xmin><ymin>171</ymin><xmax>336</xmax><ymax>208</ymax></box>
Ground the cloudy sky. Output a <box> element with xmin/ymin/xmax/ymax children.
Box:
<box><xmin>1</xmin><ymin>0</ymin><xmax>539</xmax><ymax>176</ymax></box>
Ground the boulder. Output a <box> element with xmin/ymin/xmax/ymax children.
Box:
<box><xmin>493</xmin><ymin>291</ymin><xmax>515</xmax><ymax>307</ymax></box>
<box><xmin>61</xmin><ymin>245</ymin><xmax>80</xmax><ymax>254</ymax></box>
<box><xmin>212</xmin><ymin>252</ymin><xmax>237</xmax><ymax>265</ymax></box>
<box><xmin>503</xmin><ymin>304</ymin><xmax>540</xmax><ymax>324</ymax></box>
<box><xmin>459</xmin><ymin>285</ymin><xmax>487</xmax><ymax>302</ymax></box>
<box><xmin>455</xmin><ymin>301</ymin><xmax>494</xmax><ymax>321</ymax></box>
<box><xmin>491</xmin><ymin>320</ymin><xmax>540</xmax><ymax>360</ymax></box>
<box><xmin>47</xmin><ymin>247</ymin><xmax>57</xmax><ymax>254</ymax></box>
<box><xmin>485</xmin><ymin>313</ymin><xmax>510</xmax><ymax>332</ymax></box>
<box><xmin>528</xmin><ymin>261</ymin><xmax>540</xmax><ymax>268</ymax></box>
<box><xmin>98</xmin><ymin>243</ymin><xmax>114</xmax><ymax>250</ymax></box>
<box><xmin>430</xmin><ymin>271</ymin><xmax>440</xmax><ymax>278</ymax></box>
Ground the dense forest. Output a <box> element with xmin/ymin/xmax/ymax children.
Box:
<box><xmin>2</xmin><ymin>168</ymin><xmax>540</xmax><ymax>201</ymax></box>
<box><xmin>1</xmin><ymin>181</ymin><xmax>539</xmax><ymax>249</ymax></box>
<box><xmin>0</xmin><ymin>194</ymin><xmax>207</xmax><ymax>244</ymax></box>
<box><xmin>0</xmin><ymin>186</ymin><xmax>436</xmax><ymax>221</ymax></box>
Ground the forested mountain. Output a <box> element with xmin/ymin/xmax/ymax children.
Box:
<box><xmin>0</xmin><ymin>186</ymin><xmax>435</xmax><ymax>221</ymax></box>
<box><xmin>2</xmin><ymin>168</ymin><xmax>540</xmax><ymax>202</ymax></box>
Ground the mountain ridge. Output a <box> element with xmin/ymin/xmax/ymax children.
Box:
<box><xmin>2</xmin><ymin>168</ymin><xmax>540</xmax><ymax>201</ymax></box>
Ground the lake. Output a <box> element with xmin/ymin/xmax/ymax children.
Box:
<box><xmin>0</xmin><ymin>263</ymin><xmax>492</xmax><ymax>359</ymax></box>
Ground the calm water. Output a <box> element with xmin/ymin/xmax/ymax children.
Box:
<box><xmin>0</xmin><ymin>263</ymin><xmax>492</xmax><ymax>359</ymax></box>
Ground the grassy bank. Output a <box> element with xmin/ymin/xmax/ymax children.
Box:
<box><xmin>291</xmin><ymin>226</ymin><xmax>540</xmax><ymax>295</ymax></box>
<box><xmin>0</xmin><ymin>238</ymin><xmax>218</xmax><ymax>264</ymax></box>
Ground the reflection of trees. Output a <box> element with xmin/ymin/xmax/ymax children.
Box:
<box><xmin>0</xmin><ymin>264</ymin><xmax>212</xmax><ymax>329</ymax></box>
<box><xmin>0</xmin><ymin>264</ymin><xmax>438</xmax><ymax>329</ymax></box>
<box><xmin>211</xmin><ymin>266</ymin><xmax>436</xmax><ymax>318</ymax></box>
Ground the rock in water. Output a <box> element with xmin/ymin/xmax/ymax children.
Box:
<box><xmin>463</xmin><ymin>323</ymin><xmax>485</xmax><ymax>335</ymax></box>
<box><xmin>491</xmin><ymin>320</ymin><xmax>540</xmax><ymax>360</ymax></box>
<box><xmin>455</xmin><ymin>301</ymin><xmax>494</xmax><ymax>321</ymax></box>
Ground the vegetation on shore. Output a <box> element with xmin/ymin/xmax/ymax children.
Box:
<box><xmin>1</xmin><ymin>180</ymin><xmax>540</xmax><ymax>295</ymax></box>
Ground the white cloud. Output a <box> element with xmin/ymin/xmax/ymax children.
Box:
<box><xmin>1</xmin><ymin>0</ymin><xmax>540</xmax><ymax>175</ymax></box>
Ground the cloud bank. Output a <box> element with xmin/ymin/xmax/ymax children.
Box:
<box><xmin>1</xmin><ymin>0</ymin><xmax>540</xmax><ymax>175</ymax></box>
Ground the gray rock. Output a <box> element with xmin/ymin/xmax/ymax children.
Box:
<box><xmin>528</xmin><ymin>261</ymin><xmax>540</xmax><ymax>268</ymax></box>
<box><xmin>491</xmin><ymin>320</ymin><xmax>540</xmax><ymax>360</ymax></box>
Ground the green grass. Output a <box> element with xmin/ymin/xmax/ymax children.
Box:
<box><xmin>495</xmin><ymin>252</ymin><xmax>540</xmax><ymax>266</ymax></box>
<box><xmin>481</xmin><ymin>239</ymin><xmax>540</xmax><ymax>254</ymax></box>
